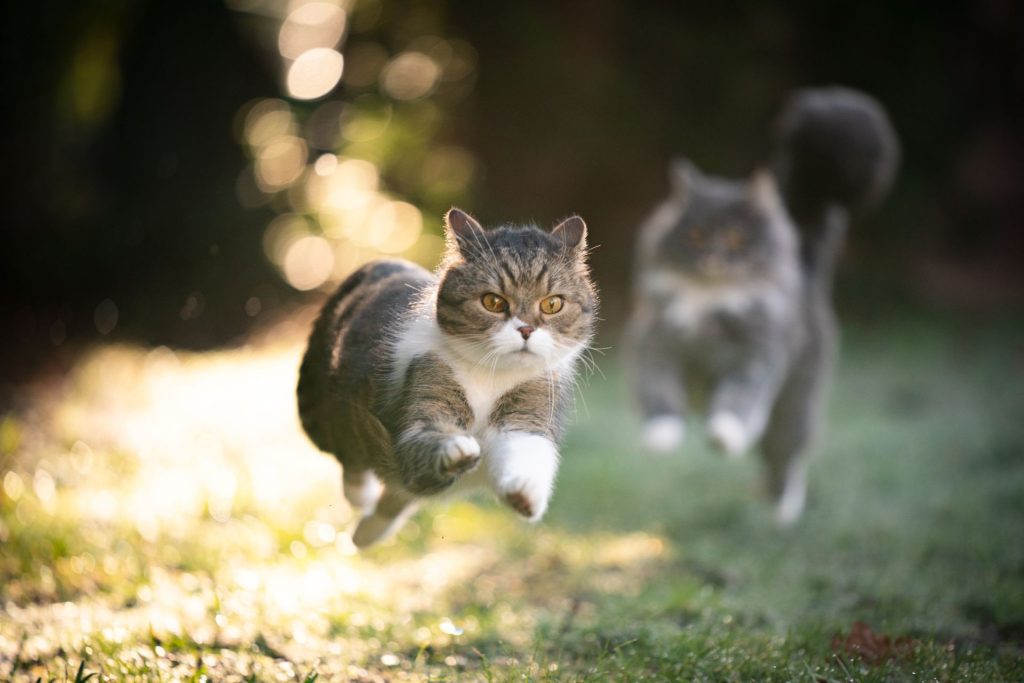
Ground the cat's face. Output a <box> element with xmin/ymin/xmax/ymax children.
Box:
<box><xmin>658</xmin><ymin>163</ymin><xmax>789</xmax><ymax>284</ymax></box>
<box><xmin>436</xmin><ymin>209</ymin><xmax>597</xmax><ymax>373</ymax></box>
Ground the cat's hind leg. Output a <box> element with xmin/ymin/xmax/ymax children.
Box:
<box><xmin>761</xmin><ymin>304</ymin><xmax>836</xmax><ymax>524</ymax></box>
<box><xmin>351</xmin><ymin>486</ymin><xmax>418</xmax><ymax>548</ymax></box>
<box><xmin>762</xmin><ymin>417</ymin><xmax>812</xmax><ymax>526</ymax></box>
<box><xmin>760</xmin><ymin>351</ymin><xmax>830</xmax><ymax>525</ymax></box>
<box><xmin>483</xmin><ymin>431</ymin><xmax>559</xmax><ymax>522</ymax></box>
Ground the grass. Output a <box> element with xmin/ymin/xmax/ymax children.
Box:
<box><xmin>1</xmin><ymin>310</ymin><xmax>1022</xmax><ymax>681</ymax></box>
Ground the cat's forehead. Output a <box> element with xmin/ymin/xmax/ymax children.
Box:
<box><xmin>454</xmin><ymin>228</ymin><xmax>584</xmax><ymax>293</ymax></box>
<box><xmin>683</xmin><ymin>187</ymin><xmax>759</xmax><ymax>225</ymax></box>
<box><xmin>465</xmin><ymin>227</ymin><xmax>570</xmax><ymax>275</ymax></box>
<box><xmin>486</xmin><ymin>225</ymin><xmax>561</xmax><ymax>253</ymax></box>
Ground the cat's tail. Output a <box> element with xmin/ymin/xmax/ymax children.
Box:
<box><xmin>770</xmin><ymin>86</ymin><xmax>900</xmax><ymax>282</ymax></box>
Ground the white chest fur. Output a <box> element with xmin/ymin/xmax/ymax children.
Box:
<box><xmin>453</xmin><ymin>364</ymin><xmax>537</xmax><ymax>432</ymax></box>
<box><xmin>389</xmin><ymin>312</ymin><xmax>563</xmax><ymax>521</ymax></box>
<box><xmin>642</xmin><ymin>269</ymin><xmax>797</xmax><ymax>330</ymax></box>
<box><xmin>389</xmin><ymin>314</ymin><xmax>547</xmax><ymax>433</ymax></box>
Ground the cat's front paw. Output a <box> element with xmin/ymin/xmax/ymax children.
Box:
<box><xmin>642</xmin><ymin>415</ymin><xmax>686</xmax><ymax>454</ymax></box>
<box><xmin>504</xmin><ymin>489</ymin><xmax>538</xmax><ymax>519</ymax></box>
<box><xmin>440</xmin><ymin>435</ymin><xmax>481</xmax><ymax>476</ymax></box>
<box><xmin>485</xmin><ymin>432</ymin><xmax>559</xmax><ymax>523</ymax></box>
<box><xmin>500</xmin><ymin>478</ymin><xmax>551</xmax><ymax>522</ymax></box>
<box><xmin>708</xmin><ymin>412</ymin><xmax>750</xmax><ymax>458</ymax></box>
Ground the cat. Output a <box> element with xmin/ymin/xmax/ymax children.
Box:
<box><xmin>297</xmin><ymin>208</ymin><xmax>598</xmax><ymax>547</ymax></box>
<box><xmin>627</xmin><ymin>87</ymin><xmax>899</xmax><ymax>524</ymax></box>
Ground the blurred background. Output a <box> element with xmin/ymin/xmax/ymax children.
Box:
<box><xmin>2</xmin><ymin>0</ymin><xmax>1022</xmax><ymax>393</ymax></box>
<box><xmin>2</xmin><ymin>2</ymin><xmax>1023</xmax><ymax>679</ymax></box>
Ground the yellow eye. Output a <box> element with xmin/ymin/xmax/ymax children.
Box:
<box><xmin>540</xmin><ymin>295</ymin><xmax>564</xmax><ymax>314</ymax></box>
<box><xmin>481</xmin><ymin>293</ymin><xmax>509</xmax><ymax>313</ymax></box>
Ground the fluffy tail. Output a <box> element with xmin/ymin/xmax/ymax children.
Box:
<box><xmin>771</xmin><ymin>86</ymin><xmax>900</xmax><ymax>282</ymax></box>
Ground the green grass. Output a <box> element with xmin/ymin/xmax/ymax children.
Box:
<box><xmin>1</xmin><ymin>311</ymin><xmax>1022</xmax><ymax>681</ymax></box>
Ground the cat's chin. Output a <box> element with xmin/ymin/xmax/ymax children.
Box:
<box><xmin>496</xmin><ymin>349</ymin><xmax>549</xmax><ymax>372</ymax></box>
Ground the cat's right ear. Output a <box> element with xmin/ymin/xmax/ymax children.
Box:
<box><xmin>444</xmin><ymin>208</ymin><xmax>486</xmax><ymax>256</ymax></box>
<box><xmin>552</xmin><ymin>215</ymin><xmax>587</xmax><ymax>254</ymax></box>
<box><xmin>669</xmin><ymin>158</ymin><xmax>699</xmax><ymax>198</ymax></box>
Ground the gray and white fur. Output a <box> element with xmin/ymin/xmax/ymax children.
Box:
<box><xmin>627</xmin><ymin>86</ymin><xmax>898</xmax><ymax>524</ymax></box>
<box><xmin>297</xmin><ymin>209</ymin><xmax>598</xmax><ymax>547</ymax></box>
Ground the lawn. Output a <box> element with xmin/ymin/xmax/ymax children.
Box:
<box><xmin>1</xmin><ymin>309</ymin><xmax>1022</xmax><ymax>681</ymax></box>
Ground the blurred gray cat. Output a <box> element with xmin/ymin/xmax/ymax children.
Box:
<box><xmin>627</xmin><ymin>87</ymin><xmax>898</xmax><ymax>523</ymax></box>
<box><xmin>297</xmin><ymin>209</ymin><xmax>597</xmax><ymax>547</ymax></box>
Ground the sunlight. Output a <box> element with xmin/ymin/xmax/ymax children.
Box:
<box><xmin>313</xmin><ymin>151</ymin><xmax>338</xmax><ymax>175</ymax></box>
<box><xmin>242</xmin><ymin>98</ymin><xmax>295</xmax><ymax>148</ymax></box>
<box><xmin>278</xmin><ymin>2</ymin><xmax>347</xmax><ymax>60</ymax></box>
<box><xmin>364</xmin><ymin>200</ymin><xmax>423</xmax><ymax>253</ymax></box>
<box><xmin>0</xmin><ymin>317</ymin><xmax>718</xmax><ymax>681</ymax></box>
<box><xmin>286</xmin><ymin>47</ymin><xmax>345</xmax><ymax>100</ymax></box>
<box><xmin>255</xmin><ymin>134</ymin><xmax>307</xmax><ymax>190</ymax></box>
<box><xmin>224</xmin><ymin>0</ymin><xmax>479</xmax><ymax>307</ymax></box>
<box><xmin>380</xmin><ymin>51</ymin><xmax>441</xmax><ymax>101</ymax></box>
<box><xmin>283</xmin><ymin>234</ymin><xmax>335</xmax><ymax>290</ymax></box>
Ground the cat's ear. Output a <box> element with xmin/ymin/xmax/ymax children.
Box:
<box><xmin>669</xmin><ymin>158</ymin><xmax>699</xmax><ymax>198</ymax></box>
<box><xmin>749</xmin><ymin>170</ymin><xmax>785</xmax><ymax>215</ymax></box>
<box><xmin>444</xmin><ymin>207</ymin><xmax>486</xmax><ymax>255</ymax></box>
<box><xmin>552</xmin><ymin>215</ymin><xmax>587</xmax><ymax>254</ymax></box>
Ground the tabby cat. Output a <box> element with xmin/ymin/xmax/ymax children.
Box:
<box><xmin>297</xmin><ymin>209</ymin><xmax>598</xmax><ymax>547</ymax></box>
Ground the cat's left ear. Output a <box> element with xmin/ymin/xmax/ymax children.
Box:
<box><xmin>749</xmin><ymin>170</ymin><xmax>785</xmax><ymax>216</ymax></box>
<box><xmin>444</xmin><ymin>207</ymin><xmax>487</xmax><ymax>255</ymax></box>
<box><xmin>552</xmin><ymin>215</ymin><xmax>587</xmax><ymax>255</ymax></box>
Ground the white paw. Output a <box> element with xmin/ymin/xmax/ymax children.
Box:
<box><xmin>440</xmin><ymin>435</ymin><xmax>481</xmax><ymax>476</ymax></box>
<box><xmin>642</xmin><ymin>416</ymin><xmax>686</xmax><ymax>454</ymax></box>
<box><xmin>708</xmin><ymin>412</ymin><xmax>749</xmax><ymax>458</ymax></box>
<box><xmin>485</xmin><ymin>432</ymin><xmax>559</xmax><ymax>522</ymax></box>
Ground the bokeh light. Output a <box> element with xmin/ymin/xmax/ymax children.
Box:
<box><xmin>262</xmin><ymin>213</ymin><xmax>313</xmax><ymax>265</ymax></box>
<box><xmin>243</xmin><ymin>98</ymin><xmax>296</xmax><ymax>147</ymax></box>
<box><xmin>283</xmin><ymin>235</ymin><xmax>335</xmax><ymax>290</ymax></box>
<box><xmin>380</xmin><ymin>51</ymin><xmax>441</xmax><ymax>101</ymax></box>
<box><xmin>339</xmin><ymin>96</ymin><xmax>392</xmax><ymax>143</ymax></box>
<box><xmin>313</xmin><ymin>152</ymin><xmax>338</xmax><ymax>175</ymax></box>
<box><xmin>229</xmin><ymin>0</ymin><xmax>478</xmax><ymax>292</ymax></box>
<box><xmin>365</xmin><ymin>201</ymin><xmax>422</xmax><ymax>253</ymax></box>
<box><xmin>278</xmin><ymin>2</ymin><xmax>347</xmax><ymax>60</ymax></box>
<box><xmin>286</xmin><ymin>47</ymin><xmax>345</xmax><ymax>100</ymax></box>
<box><xmin>255</xmin><ymin>135</ymin><xmax>308</xmax><ymax>190</ymax></box>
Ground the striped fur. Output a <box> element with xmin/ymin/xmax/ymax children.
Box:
<box><xmin>297</xmin><ymin>210</ymin><xmax>598</xmax><ymax>546</ymax></box>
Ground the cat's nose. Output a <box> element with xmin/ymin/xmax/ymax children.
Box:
<box><xmin>518</xmin><ymin>325</ymin><xmax>534</xmax><ymax>340</ymax></box>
